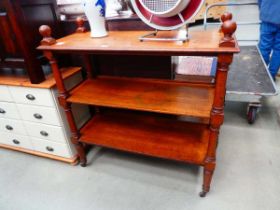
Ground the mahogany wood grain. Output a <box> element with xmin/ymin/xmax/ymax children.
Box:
<box><xmin>80</xmin><ymin>110</ymin><xmax>209</xmax><ymax>164</ymax></box>
<box><xmin>199</xmin><ymin>54</ymin><xmax>233</xmax><ymax>197</ymax></box>
<box><xmin>40</xmin><ymin>12</ymin><xmax>240</xmax><ymax>196</ymax></box>
<box><xmin>67</xmin><ymin>76</ymin><xmax>215</xmax><ymax>120</ymax></box>
<box><xmin>37</xmin><ymin>30</ymin><xmax>239</xmax><ymax>55</ymax></box>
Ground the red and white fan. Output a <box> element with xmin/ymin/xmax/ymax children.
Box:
<box><xmin>130</xmin><ymin>0</ymin><xmax>204</xmax><ymax>41</ymax></box>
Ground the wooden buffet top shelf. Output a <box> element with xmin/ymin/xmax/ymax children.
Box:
<box><xmin>37</xmin><ymin>30</ymin><xmax>239</xmax><ymax>55</ymax></box>
<box><xmin>80</xmin><ymin>110</ymin><xmax>210</xmax><ymax>164</ymax></box>
<box><xmin>67</xmin><ymin>76</ymin><xmax>215</xmax><ymax>120</ymax></box>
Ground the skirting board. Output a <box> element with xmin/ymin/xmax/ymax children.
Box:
<box><xmin>0</xmin><ymin>143</ymin><xmax>79</xmax><ymax>165</ymax></box>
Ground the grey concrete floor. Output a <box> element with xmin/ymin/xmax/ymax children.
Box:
<box><xmin>0</xmin><ymin>79</ymin><xmax>280</xmax><ymax>210</ymax></box>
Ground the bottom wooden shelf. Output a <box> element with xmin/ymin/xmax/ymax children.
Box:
<box><xmin>80</xmin><ymin>110</ymin><xmax>210</xmax><ymax>164</ymax></box>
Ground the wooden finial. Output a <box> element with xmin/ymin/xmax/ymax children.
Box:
<box><xmin>220</xmin><ymin>12</ymin><xmax>233</xmax><ymax>32</ymax></box>
<box><xmin>221</xmin><ymin>12</ymin><xmax>232</xmax><ymax>23</ymax></box>
<box><xmin>76</xmin><ymin>17</ymin><xmax>87</xmax><ymax>33</ymax></box>
<box><xmin>219</xmin><ymin>20</ymin><xmax>237</xmax><ymax>47</ymax></box>
<box><xmin>39</xmin><ymin>25</ymin><xmax>56</xmax><ymax>46</ymax></box>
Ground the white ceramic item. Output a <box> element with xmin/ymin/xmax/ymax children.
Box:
<box><xmin>83</xmin><ymin>0</ymin><xmax>108</xmax><ymax>38</ymax></box>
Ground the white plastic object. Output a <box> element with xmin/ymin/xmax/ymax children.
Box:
<box><xmin>83</xmin><ymin>0</ymin><xmax>108</xmax><ymax>38</ymax></box>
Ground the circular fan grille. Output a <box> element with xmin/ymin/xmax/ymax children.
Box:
<box><xmin>140</xmin><ymin>0</ymin><xmax>179</xmax><ymax>13</ymax></box>
<box><xmin>131</xmin><ymin>0</ymin><xmax>205</xmax><ymax>30</ymax></box>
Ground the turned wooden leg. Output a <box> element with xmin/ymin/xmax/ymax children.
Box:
<box><xmin>76</xmin><ymin>142</ymin><xmax>87</xmax><ymax>167</ymax></box>
<box><xmin>199</xmin><ymin>22</ymin><xmax>235</xmax><ymax>197</ymax></box>
<box><xmin>200</xmin><ymin>162</ymin><xmax>216</xmax><ymax>197</ymax></box>
<box><xmin>43</xmin><ymin>50</ymin><xmax>88</xmax><ymax>167</ymax></box>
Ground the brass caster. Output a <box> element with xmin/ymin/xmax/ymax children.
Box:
<box><xmin>80</xmin><ymin>162</ymin><xmax>87</xmax><ymax>167</ymax></box>
<box><xmin>199</xmin><ymin>191</ymin><xmax>207</xmax><ymax>197</ymax></box>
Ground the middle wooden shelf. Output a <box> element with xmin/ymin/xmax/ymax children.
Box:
<box><xmin>67</xmin><ymin>76</ymin><xmax>215</xmax><ymax>120</ymax></box>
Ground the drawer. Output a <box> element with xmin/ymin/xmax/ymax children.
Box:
<box><xmin>31</xmin><ymin>138</ymin><xmax>72</xmax><ymax>158</ymax></box>
<box><xmin>17</xmin><ymin>104</ymin><xmax>61</xmax><ymax>126</ymax></box>
<box><xmin>0</xmin><ymin>85</ymin><xmax>12</xmax><ymax>102</ymax></box>
<box><xmin>0</xmin><ymin>102</ymin><xmax>20</xmax><ymax>119</ymax></box>
<box><xmin>9</xmin><ymin>86</ymin><xmax>55</xmax><ymax>107</ymax></box>
<box><xmin>0</xmin><ymin>132</ymin><xmax>33</xmax><ymax>150</ymax></box>
<box><xmin>24</xmin><ymin>121</ymin><xmax>67</xmax><ymax>143</ymax></box>
<box><xmin>0</xmin><ymin>118</ymin><xmax>27</xmax><ymax>135</ymax></box>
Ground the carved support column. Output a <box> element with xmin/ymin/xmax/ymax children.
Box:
<box><xmin>39</xmin><ymin>25</ymin><xmax>87</xmax><ymax>166</ymax></box>
<box><xmin>200</xmin><ymin>54</ymin><xmax>233</xmax><ymax>197</ymax></box>
<box><xmin>200</xmin><ymin>14</ymin><xmax>237</xmax><ymax>197</ymax></box>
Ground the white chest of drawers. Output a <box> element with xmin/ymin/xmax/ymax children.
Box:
<box><xmin>0</xmin><ymin>67</ymin><xmax>90</xmax><ymax>164</ymax></box>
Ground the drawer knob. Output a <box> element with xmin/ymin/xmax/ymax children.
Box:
<box><xmin>26</xmin><ymin>94</ymin><xmax>36</xmax><ymax>101</ymax></box>
<box><xmin>46</xmin><ymin>146</ymin><xmax>54</xmax><ymax>152</ymax></box>
<box><xmin>0</xmin><ymin>108</ymin><xmax>6</xmax><ymax>114</ymax></box>
<box><xmin>12</xmin><ymin>139</ymin><xmax>20</xmax><ymax>145</ymax></box>
<box><xmin>40</xmin><ymin>131</ymin><xmax>49</xmax><ymax>137</ymax></box>
<box><xmin>5</xmin><ymin>125</ymin><xmax>13</xmax><ymax>130</ymax></box>
<box><xmin>33</xmin><ymin>113</ymin><xmax>43</xmax><ymax>119</ymax></box>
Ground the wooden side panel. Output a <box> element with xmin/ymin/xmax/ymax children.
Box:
<box><xmin>18</xmin><ymin>0</ymin><xmax>61</xmax><ymax>49</ymax></box>
<box><xmin>0</xmin><ymin>10</ymin><xmax>21</xmax><ymax>58</ymax></box>
<box><xmin>0</xmin><ymin>0</ymin><xmax>61</xmax><ymax>84</ymax></box>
